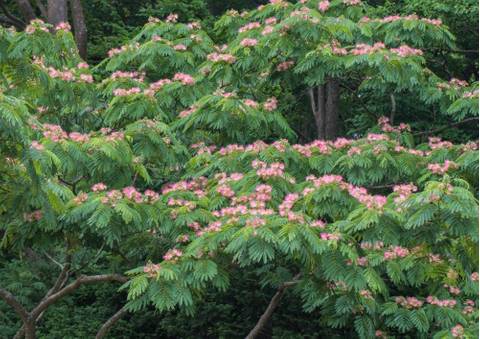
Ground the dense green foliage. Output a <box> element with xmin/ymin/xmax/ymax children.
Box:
<box><xmin>0</xmin><ymin>0</ymin><xmax>478</xmax><ymax>338</ymax></box>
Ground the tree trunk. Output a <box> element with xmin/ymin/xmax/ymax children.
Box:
<box><xmin>47</xmin><ymin>0</ymin><xmax>67</xmax><ymax>26</ymax></box>
<box><xmin>308</xmin><ymin>85</ymin><xmax>326</xmax><ymax>140</ymax></box>
<box><xmin>24</xmin><ymin>319</ymin><xmax>36</xmax><ymax>339</ymax></box>
<box><xmin>69</xmin><ymin>0</ymin><xmax>87</xmax><ymax>59</ymax></box>
<box><xmin>325</xmin><ymin>79</ymin><xmax>340</xmax><ymax>140</ymax></box>
<box><xmin>15</xmin><ymin>0</ymin><xmax>36</xmax><ymax>22</ymax></box>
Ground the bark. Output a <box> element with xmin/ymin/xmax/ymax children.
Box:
<box><xmin>325</xmin><ymin>78</ymin><xmax>340</xmax><ymax>140</ymax></box>
<box><xmin>389</xmin><ymin>93</ymin><xmax>396</xmax><ymax>125</ymax></box>
<box><xmin>245</xmin><ymin>275</ymin><xmax>301</xmax><ymax>339</ymax></box>
<box><xmin>2</xmin><ymin>274</ymin><xmax>127</xmax><ymax>339</ymax></box>
<box><xmin>15</xmin><ymin>0</ymin><xmax>36</xmax><ymax>22</ymax></box>
<box><xmin>96</xmin><ymin>305</ymin><xmax>129</xmax><ymax>339</ymax></box>
<box><xmin>69</xmin><ymin>0</ymin><xmax>87</xmax><ymax>59</ymax></box>
<box><xmin>47</xmin><ymin>0</ymin><xmax>67</xmax><ymax>26</ymax></box>
<box><xmin>308</xmin><ymin>85</ymin><xmax>326</xmax><ymax>139</ymax></box>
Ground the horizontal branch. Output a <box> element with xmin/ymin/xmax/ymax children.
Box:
<box><xmin>413</xmin><ymin>117</ymin><xmax>479</xmax><ymax>136</ymax></box>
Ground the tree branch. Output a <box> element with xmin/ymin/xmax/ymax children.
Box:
<box><xmin>0</xmin><ymin>0</ymin><xmax>25</xmax><ymax>29</ymax></box>
<box><xmin>95</xmin><ymin>305</ymin><xmax>129</xmax><ymax>339</ymax></box>
<box><xmin>413</xmin><ymin>117</ymin><xmax>479</xmax><ymax>136</ymax></box>
<box><xmin>0</xmin><ymin>287</ymin><xmax>29</xmax><ymax>323</ymax></box>
<box><xmin>246</xmin><ymin>274</ymin><xmax>301</xmax><ymax>339</ymax></box>
<box><xmin>31</xmin><ymin>274</ymin><xmax>128</xmax><ymax>319</ymax></box>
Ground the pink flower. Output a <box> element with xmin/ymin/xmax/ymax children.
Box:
<box><xmin>91</xmin><ymin>183</ymin><xmax>107</xmax><ymax>192</ymax></box>
<box><xmin>390</xmin><ymin>45</ymin><xmax>423</xmax><ymax>57</ymax></box>
<box><xmin>69</xmin><ymin>132</ymin><xmax>90</xmax><ymax>143</ymax></box>
<box><xmin>240</xmin><ymin>38</ymin><xmax>258</xmax><ymax>47</ymax></box>
<box><xmin>244</xmin><ymin>99</ymin><xmax>258</xmax><ymax>108</ymax></box>
<box><xmin>79</xmin><ymin>74</ymin><xmax>94</xmax><ymax>83</ymax></box>
<box><xmin>451</xmin><ymin>325</ymin><xmax>464</xmax><ymax>338</ymax></box>
<box><xmin>31</xmin><ymin>141</ymin><xmax>44</xmax><ymax>151</ymax></box>
<box><xmin>318</xmin><ymin>1</ymin><xmax>330</xmax><ymax>12</ymax></box>
<box><xmin>238</xmin><ymin>22</ymin><xmax>261</xmax><ymax>33</ymax></box>
<box><xmin>77</xmin><ymin>62</ymin><xmax>89</xmax><ymax>69</ymax></box>
<box><xmin>55</xmin><ymin>22</ymin><xmax>71</xmax><ymax>31</ymax></box>
<box><xmin>73</xmin><ymin>192</ymin><xmax>88</xmax><ymax>205</ymax></box>
<box><xmin>263</xmin><ymin>97</ymin><xmax>278</xmax><ymax>111</ymax></box>
<box><xmin>276</xmin><ymin>60</ymin><xmax>294</xmax><ymax>71</ymax></box>
<box><xmin>143</xmin><ymin>263</ymin><xmax>161</xmax><ymax>278</ymax></box>
<box><xmin>174</xmin><ymin>44</ymin><xmax>187</xmax><ymax>51</ymax></box>
<box><xmin>173</xmin><ymin>73</ymin><xmax>195</xmax><ymax>85</ymax></box>
<box><xmin>166</xmin><ymin>13</ymin><xmax>178</xmax><ymax>23</ymax></box>
<box><xmin>471</xmin><ymin>272</ymin><xmax>479</xmax><ymax>281</ymax></box>
<box><xmin>343</xmin><ymin>0</ymin><xmax>361</xmax><ymax>5</ymax></box>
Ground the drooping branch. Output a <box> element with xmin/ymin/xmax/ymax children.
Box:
<box><xmin>31</xmin><ymin>274</ymin><xmax>128</xmax><ymax>319</ymax></box>
<box><xmin>245</xmin><ymin>274</ymin><xmax>301</xmax><ymax>339</ymax></box>
<box><xmin>95</xmin><ymin>305</ymin><xmax>129</xmax><ymax>339</ymax></box>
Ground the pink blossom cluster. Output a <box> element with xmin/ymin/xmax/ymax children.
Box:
<box><xmin>471</xmin><ymin>272</ymin><xmax>479</xmax><ymax>281</ymax></box>
<box><xmin>163</xmin><ymin>248</ymin><xmax>182</xmax><ymax>261</ymax></box>
<box><xmin>92</xmin><ymin>183</ymin><xmax>107</xmax><ymax>192</ymax></box>
<box><xmin>179</xmin><ymin>106</ymin><xmax>197</xmax><ymax>118</ymax></box>
<box><xmin>161</xmin><ymin>177</ymin><xmax>207</xmax><ymax>195</ymax></box>
<box><xmin>143</xmin><ymin>263</ymin><xmax>161</xmax><ymax>278</ymax></box>
<box><xmin>393</xmin><ymin>183</ymin><xmax>417</xmax><ymax>203</ymax></box>
<box><xmin>383</xmin><ymin>246</ymin><xmax>409</xmax><ymax>260</ymax></box>
<box><xmin>25</xmin><ymin>19</ymin><xmax>49</xmax><ymax>34</ymax></box>
<box><xmin>31</xmin><ymin>140</ymin><xmax>44</xmax><ymax>151</ymax></box>
<box><xmin>262</xmin><ymin>25</ymin><xmax>275</xmax><ymax>35</ymax></box>
<box><xmin>173</xmin><ymin>73</ymin><xmax>195</xmax><ymax>85</ymax></box>
<box><xmin>239</xmin><ymin>22</ymin><xmax>261</xmax><ymax>33</ymax></box>
<box><xmin>463</xmin><ymin>89</ymin><xmax>479</xmax><ymax>98</ymax></box>
<box><xmin>55</xmin><ymin>22</ymin><xmax>71</xmax><ymax>31</ymax></box>
<box><xmin>191</xmin><ymin>142</ymin><xmax>217</xmax><ymax>155</ymax></box>
<box><xmin>451</xmin><ymin>324</ymin><xmax>464</xmax><ymax>338</ymax></box>
<box><xmin>166</xmin><ymin>13</ymin><xmax>178</xmax><ymax>23</ymax></box>
<box><xmin>207</xmin><ymin>52</ymin><xmax>236</xmax><ymax>64</ymax></box>
<box><xmin>113</xmin><ymin>87</ymin><xmax>141</xmax><ymax>96</ymax></box>
<box><xmin>42</xmin><ymin>124</ymin><xmax>68</xmax><ymax>142</ymax></box>
<box><xmin>173</xmin><ymin>44</ymin><xmax>187</xmax><ymax>51</ymax></box>
<box><xmin>246</xmin><ymin>217</ymin><xmax>266</xmax><ymax>228</ymax></box>
<box><xmin>217</xmin><ymin>184</ymin><xmax>235</xmax><ymax>198</ymax></box>
<box><xmin>378</xmin><ymin>116</ymin><xmax>410</xmax><ymax>133</ymax></box>
<box><xmin>390</xmin><ymin>45</ymin><xmax>423</xmax><ymax>57</ymax></box>
<box><xmin>318</xmin><ymin>1</ymin><xmax>330</xmax><ymax>12</ymax></box>
<box><xmin>361</xmin><ymin>15</ymin><xmax>442</xmax><ymax>26</ymax></box>
<box><xmin>167</xmin><ymin>198</ymin><xmax>196</xmax><ymax>210</ymax></box>
<box><xmin>279</xmin><ymin>193</ymin><xmax>304</xmax><ymax>222</ymax></box>
<box><xmin>348</xmin><ymin>256</ymin><xmax>368</xmax><ymax>266</ymax></box>
<box><xmin>360</xmin><ymin>241</ymin><xmax>384</xmax><ymax>250</ymax></box>
<box><xmin>427</xmin><ymin>253</ymin><xmax>442</xmax><ymax>263</ymax></box>
<box><xmin>367</xmin><ymin>133</ymin><xmax>390</xmax><ymax>141</ymax></box>
<box><xmin>24</xmin><ymin>210</ymin><xmax>43</xmax><ymax>222</ymax></box>
<box><xmin>99</xmin><ymin>187</ymin><xmax>159</xmax><ymax>206</ymax></box>
<box><xmin>311</xmin><ymin>220</ymin><xmax>326</xmax><ymax>228</ymax></box>
<box><xmin>73</xmin><ymin>192</ymin><xmax>88</xmax><ymax>205</ymax></box>
<box><xmin>244</xmin><ymin>99</ymin><xmax>259</xmax><ymax>108</ymax></box>
<box><xmin>276</xmin><ymin>60</ymin><xmax>294</xmax><ymax>71</ymax></box>
<box><xmin>443</xmin><ymin>284</ymin><xmax>461</xmax><ymax>295</ymax></box>
<box><xmin>426</xmin><ymin>296</ymin><xmax>457</xmax><ymax>308</ymax></box>
<box><xmin>427</xmin><ymin>160</ymin><xmax>457</xmax><ymax>174</ymax></box>
<box><xmin>395</xmin><ymin>296</ymin><xmax>423</xmax><ymax>309</ymax></box>
<box><xmin>263</xmin><ymin>97</ymin><xmax>278</xmax><ymax>111</ymax></box>
<box><xmin>352</xmin><ymin>43</ymin><xmax>386</xmax><ymax>55</ymax></box>
<box><xmin>463</xmin><ymin>300</ymin><xmax>475</xmax><ymax>314</ymax></box>
<box><xmin>240</xmin><ymin>38</ymin><xmax>258</xmax><ymax>47</ymax></box>
<box><xmin>110</xmin><ymin>71</ymin><xmax>145</xmax><ymax>82</ymax></box>
<box><xmin>107</xmin><ymin>43</ymin><xmax>140</xmax><ymax>57</ymax></box>
<box><xmin>187</xmin><ymin>22</ymin><xmax>201</xmax><ymax>30</ymax></box>
<box><xmin>320</xmin><ymin>233</ymin><xmax>341</xmax><ymax>241</ymax></box>
<box><xmin>343</xmin><ymin>0</ymin><xmax>361</xmax><ymax>5</ymax></box>
<box><xmin>253</xmin><ymin>160</ymin><xmax>285</xmax><ymax>179</ymax></box>
<box><xmin>428</xmin><ymin>137</ymin><xmax>453</xmax><ymax>150</ymax></box>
